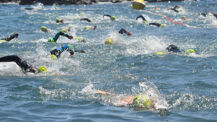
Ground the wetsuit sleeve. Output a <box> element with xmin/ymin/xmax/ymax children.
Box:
<box><xmin>52</xmin><ymin>32</ymin><xmax>71</xmax><ymax>42</ymax></box>
<box><xmin>0</xmin><ymin>55</ymin><xmax>36</xmax><ymax>73</ymax></box>
<box><xmin>149</xmin><ymin>23</ymin><xmax>161</xmax><ymax>27</ymax></box>
<box><xmin>1</xmin><ymin>33</ymin><xmax>18</xmax><ymax>42</ymax></box>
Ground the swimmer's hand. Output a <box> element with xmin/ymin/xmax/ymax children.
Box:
<box><xmin>67</xmin><ymin>35</ymin><xmax>73</xmax><ymax>39</ymax></box>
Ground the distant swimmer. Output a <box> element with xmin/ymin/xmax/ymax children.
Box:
<box><xmin>103</xmin><ymin>14</ymin><xmax>116</xmax><ymax>21</ymax></box>
<box><xmin>50</xmin><ymin>44</ymin><xmax>85</xmax><ymax>59</ymax></box>
<box><xmin>40</xmin><ymin>26</ymin><xmax>48</xmax><ymax>32</ymax></box>
<box><xmin>136</xmin><ymin>15</ymin><xmax>165</xmax><ymax>27</ymax></box>
<box><xmin>0</xmin><ymin>55</ymin><xmax>47</xmax><ymax>74</ymax></box>
<box><xmin>119</xmin><ymin>28</ymin><xmax>132</xmax><ymax>36</ymax></box>
<box><xmin>0</xmin><ymin>33</ymin><xmax>19</xmax><ymax>43</ymax></box>
<box><xmin>94</xmin><ymin>90</ymin><xmax>168</xmax><ymax>112</ymax></box>
<box><xmin>80</xmin><ymin>18</ymin><xmax>92</xmax><ymax>22</ymax></box>
<box><xmin>56</xmin><ymin>17</ymin><xmax>64</xmax><ymax>23</ymax></box>
<box><xmin>156</xmin><ymin>44</ymin><xmax>195</xmax><ymax>55</ymax></box>
<box><xmin>149</xmin><ymin>23</ymin><xmax>165</xmax><ymax>27</ymax></box>
<box><xmin>84</xmin><ymin>25</ymin><xmax>97</xmax><ymax>30</ymax></box>
<box><xmin>170</xmin><ymin>5</ymin><xmax>182</xmax><ymax>13</ymax></box>
<box><xmin>48</xmin><ymin>30</ymin><xmax>73</xmax><ymax>43</ymax></box>
<box><xmin>136</xmin><ymin>15</ymin><xmax>148</xmax><ymax>23</ymax></box>
<box><xmin>200</xmin><ymin>12</ymin><xmax>217</xmax><ymax>19</ymax></box>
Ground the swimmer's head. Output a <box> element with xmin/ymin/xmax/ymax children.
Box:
<box><xmin>48</xmin><ymin>37</ymin><xmax>55</xmax><ymax>43</ymax></box>
<box><xmin>160</xmin><ymin>24</ymin><xmax>166</xmax><ymax>27</ymax></box>
<box><xmin>56</xmin><ymin>17</ymin><xmax>60</xmax><ymax>22</ymax></box>
<box><xmin>61</xmin><ymin>29</ymin><xmax>67</xmax><ymax>33</ymax></box>
<box><xmin>40</xmin><ymin>26</ymin><xmax>48</xmax><ymax>32</ymax></box>
<box><xmin>105</xmin><ymin>38</ymin><xmax>114</xmax><ymax>44</ymax></box>
<box><xmin>133</xmin><ymin>94</ymin><xmax>152</xmax><ymax>109</ymax></box>
<box><xmin>181</xmin><ymin>16</ymin><xmax>186</xmax><ymax>20</ymax></box>
<box><xmin>75</xmin><ymin>37</ymin><xmax>86</xmax><ymax>42</ymax></box>
<box><xmin>185</xmin><ymin>49</ymin><xmax>195</xmax><ymax>55</ymax></box>
<box><xmin>37</xmin><ymin>66</ymin><xmax>48</xmax><ymax>73</ymax></box>
<box><xmin>49</xmin><ymin>54</ymin><xmax>58</xmax><ymax>60</ymax></box>
<box><xmin>166</xmin><ymin>44</ymin><xmax>181</xmax><ymax>53</ymax></box>
<box><xmin>111</xmin><ymin>16</ymin><xmax>116</xmax><ymax>20</ymax></box>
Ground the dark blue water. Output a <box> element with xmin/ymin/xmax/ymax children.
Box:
<box><xmin>0</xmin><ymin>0</ymin><xmax>217</xmax><ymax>121</ymax></box>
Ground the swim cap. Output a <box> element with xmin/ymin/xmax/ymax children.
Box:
<box><xmin>40</xmin><ymin>26</ymin><xmax>47</xmax><ymax>32</ymax></box>
<box><xmin>156</xmin><ymin>51</ymin><xmax>165</xmax><ymax>55</ymax></box>
<box><xmin>61</xmin><ymin>29</ymin><xmax>67</xmax><ymax>33</ymax></box>
<box><xmin>143</xmin><ymin>20</ymin><xmax>147</xmax><ymax>23</ymax></box>
<box><xmin>105</xmin><ymin>38</ymin><xmax>114</xmax><ymax>44</ymax></box>
<box><xmin>185</xmin><ymin>49</ymin><xmax>195</xmax><ymax>55</ymax></box>
<box><xmin>48</xmin><ymin>37</ymin><xmax>54</xmax><ymax>42</ymax></box>
<box><xmin>55</xmin><ymin>7</ymin><xmax>59</xmax><ymax>10</ymax></box>
<box><xmin>56</xmin><ymin>17</ymin><xmax>60</xmax><ymax>21</ymax></box>
<box><xmin>133</xmin><ymin>94</ymin><xmax>152</xmax><ymax>109</ymax></box>
<box><xmin>68</xmin><ymin>25</ymin><xmax>72</xmax><ymax>29</ymax></box>
<box><xmin>37</xmin><ymin>66</ymin><xmax>48</xmax><ymax>73</ymax></box>
<box><xmin>156</xmin><ymin>8</ymin><xmax>160</xmax><ymax>10</ymax></box>
<box><xmin>75</xmin><ymin>37</ymin><xmax>85</xmax><ymax>42</ymax></box>
<box><xmin>160</xmin><ymin>24</ymin><xmax>165</xmax><ymax>27</ymax></box>
<box><xmin>111</xmin><ymin>16</ymin><xmax>116</xmax><ymax>20</ymax></box>
<box><xmin>182</xmin><ymin>16</ymin><xmax>186</xmax><ymax>20</ymax></box>
<box><xmin>49</xmin><ymin>54</ymin><xmax>58</xmax><ymax>60</ymax></box>
<box><xmin>0</xmin><ymin>40</ymin><xmax>6</xmax><ymax>42</ymax></box>
<box><xmin>84</xmin><ymin>26</ymin><xmax>89</xmax><ymax>30</ymax></box>
<box><xmin>67</xmin><ymin>45</ymin><xmax>75</xmax><ymax>52</ymax></box>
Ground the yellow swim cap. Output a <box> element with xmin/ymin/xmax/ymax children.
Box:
<box><xmin>37</xmin><ymin>66</ymin><xmax>48</xmax><ymax>73</ymax></box>
<box><xmin>133</xmin><ymin>94</ymin><xmax>152</xmax><ymax>109</ymax></box>
<box><xmin>40</xmin><ymin>26</ymin><xmax>47</xmax><ymax>32</ymax></box>
<box><xmin>185</xmin><ymin>49</ymin><xmax>195</xmax><ymax>55</ymax></box>
<box><xmin>105</xmin><ymin>38</ymin><xmax>114</xmax><ymax>44</ymax></box>
<box><xmin>56</xmin><ymin>17</ymin><xmax>60</xmax><ymax>21</ymax></box>
<box><xmin>49</xmin><ymin>54</ymin><xmax>58</xmax><ymax>60</ymax></box>
<box><xmin>182</xmin><ymin>16</ymin><xmax>186</xmax><ymax>20</ymax></box>
<box><xmin>156</xmin><ymin>51</ymin><xmax>165</xmax><ymax>55</ymax></box>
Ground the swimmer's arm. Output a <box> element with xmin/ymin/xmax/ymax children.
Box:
<box><xmin>95</xmin><ymin>90</ymin><xmax>112</xmax><ymax>95</ymax></box>
<box><xmin>75</xmin><ymin>49</ymin><xmax>85</xmax><ymax>53</ymax></box>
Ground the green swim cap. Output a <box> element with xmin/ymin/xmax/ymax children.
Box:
<box><xmin>37</xmin><ymin>66</ymin><xmax>48</xmax><ymax>73</ymax></box>
<box><xmin>75</xmin><ymin>37</ymin><xmax>85</xmax><ymax>42</ymax></box>
<box><xmin>84</xmin><ymin>26</ymin><xmax>89</xmax><ymax>30</ymax></box>
<box><xmin>143</xmin><ymin>20</ymin><xmax>147</xmax><ymax>23</ymax></box>
<box><xmin>56</xmin><ymin>17</ymin><xmax>60</xmax><ymax>21</ymax></box>
<box><xmin>49</xmin><ymin>54</ymin><xmax>58</xmax><ymax>60</ymax></box>
<box><xmin>61</xmin><ymin>29</ymin><xmax>67</xmax><ymax>33</ymax></box>
<box><xmin>40</xmin><ymin>26</ymin><xmax>48</xmax><ymax>32</ymax></box>
<box><xmin>185</xmin><ymin>49</ymin><xmax>195</xmax><ymax>55</ymax></box>
<box><xmin>160</xmin><ymin>24</ymin><xmax>165</xmax><ymax>27</ymax></box>
<box><xmin>111</xmin><ymin>16</ymin><xmax>116</xmax><ymax>20</ymax></box>
<box><xmin>67</xmin><ymin>45</ymin><xmax>75</xmax><ymax>52</ymax></box>
<box><xmin>133</xmin><ymin>94</ymin><xmax>152</xmax><ymax>109</ymax></box>
<box><xmin>48</xmin><ymin>37</ymin><xmax>55</xmax><ymax>42</ymax></box>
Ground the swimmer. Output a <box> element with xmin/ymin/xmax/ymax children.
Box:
<box><xmin>80</xmin><ymin>18</ymin><xmax>92</xmax><ymax>22</ymax></box>
<box><xmin>40</xmin><ymin>26</ymin><xmax>48</xmax><ymax>32</ymax></box>
<box><xmin>136</xmin><ymin>15</ymin><xmax>148</xmax><ymax>23</ymax></box>
<box><xmin>149</xmin><ymin>23</ymin><xmax>165</xmax><ymax>27</ymax></box>
<box><xmin>0</xmin><ymin>55</ymin><xmax>47</xmax><ymax>74</ymax></box>
<box><xmin>84</xmin><ymin>25</ymin><xmax>97</xmax><ymax>30</ymax></box>
<box><xmin>103</xmin><ymin>14</ymin><xmax>116</xmax><ymax>20</ymax></box>
<box><xmin>94</xmin><ymin>90</ymin><xmax>168</xmax><ymax>112</ymax></box>
<box><xmin>48</xmin><ymin>31</ymin><xmax>73</xmax><ymax>43</ymax></box>
<box><xmin>200</xmin><ymin>12</ymin><xmax>217</xmax><ymax>19</ymax></box>
<box><xmin>0</xmin><ymin>33</ymin><xmax>19</xmax><ymax>42</ymax></box>
<box><xmin>50</xmin><ymin>44</ymin><xmax>85</xmax><ymax>58</ymax></box>
<box><xmin>170</xmin><ymin>5</ymin><xmax>182</xmax><ymax>13</ymax></box>
<box><xmin>156</xmin><ymin>44</ymin><xmax>195</xmax><ymax>55</ymax></box>
<box><xmin>119</xmin><ymin>28</ymin><xmax>132</xmax><ymax>36</ymax></box>
<box><xmin>136</xmin><ymin>15</ymin><xmax>165</xmax><ymax>27</ymax></box>
<box><xmin>56</xmin><ymin>17</ymin><xmax>64</xmax><ymax>23</ymax></box>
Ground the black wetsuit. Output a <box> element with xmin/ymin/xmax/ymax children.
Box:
<box><xmin>0</xmin><ymin>55</ymin><xmax>36</xmax><ymax>73</ymax></box>
<box><xmin>1</xmin><ymin>33</ymin><xmax>18</xmax><ymax>42</ymax></box>
<box><xmin>136</xmin><ymin>15</ymin><xmax>147</xmax><ymax>22</ymax></box>
<box><xmin>48</xmin><ymin>32</ymin><xmax>71</xmax><ymax>43</ymax></box>
<box><xmin>166</xmin><ymin>44</ymin><xmax>181</xmax><ymax>53</ymax></box>
<box><xmin>80</xmin><ymin>18</ymin><xmax>92</xmax><ymax>22</ymax></box>
<box><xmin>149</xmin><ymin>23</ymin><xmax>161</xmax><ymax>27</ymax></box>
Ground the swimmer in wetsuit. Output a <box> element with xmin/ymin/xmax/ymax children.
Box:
<box><xmin>0</xmin><ymin>33</ymin><xmax>19</xmax><ymax>42</ymax></box>
<box><xmin>136</xmin><ymin>15</ymin><xmax>165</xmax><ymax>27</ymax></box>
<box><xmin>48</xmin><ymin>31</ymin><xmax>73</xmax><ymax>43</ymax></box>
<box><xmin>50</xmin><ymin>44</ymin><xmax>85</xmax><ymax>58</ymax></box>
<box><xmin>0</xmin><ymin>55</ymin><xmax>47</xmax><ymax>74</ymax></box>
